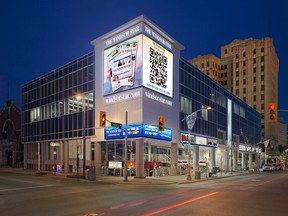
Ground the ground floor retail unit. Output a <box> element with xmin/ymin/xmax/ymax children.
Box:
<box><xmin>24</xmin><ymin>137</ymin><xmax>261</xmax><ymax>177</ymax></box>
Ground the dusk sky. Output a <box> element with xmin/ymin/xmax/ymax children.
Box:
<box><xmin>1</xmin><ymin>0</ymin><xmax>287</xmax><ymax>122</ymax></box>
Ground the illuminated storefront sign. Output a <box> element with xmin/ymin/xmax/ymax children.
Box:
<box><xmin>103</xmin><ymin>34</ymin><xmax>173</xmax><ymax>98</ymax></box>
<box><xmin>180</xmin><ymin>132</ymin><xmax>217</xmax><ymax>148</ymax></box>
<box><xmin>105</xmin><ymin>123</ymin><xmax>172</xmax><ymax>141</ymax></box>
<box><xmin>108</xmin><ymin>161</ymin><xmax>122</xmax><ymax>168</ymax></box>
<box><xmin>239</xmin><ymin>144</ymin><xmax>261</xmax><ymax>153</ymax></box>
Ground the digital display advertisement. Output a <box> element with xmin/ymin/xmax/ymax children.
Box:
<box><xmin>104</xmin><ymin>123</ymin><xmax>172</xmax><ymax>141</ymax></box>
<box><xmin>103</xmin><ymin>35</ymin><xmax>143</xmax><ymax>95</ymax></box>
<box><xmin>103</xmin><ymin>34</ymin><xmax>173</xmax><ymax>98</ymax></box>
<box><xmin>143</xmin><ymin>35</ymin><xmax>173</xmax><ymax>98</ymax></box>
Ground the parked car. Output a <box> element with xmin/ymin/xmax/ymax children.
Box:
<box><xmin>262</xmin><ymin>163</ymin><xmax>276</xmax><ymax>172</ymax></box>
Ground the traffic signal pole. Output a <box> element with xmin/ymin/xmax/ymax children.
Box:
<box><xmin>124</xmin><ymin>111</ymin><xmax>128</xmax><ymax>182</ymax></box>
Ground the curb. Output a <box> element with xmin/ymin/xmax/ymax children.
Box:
<box><xmin>0</xmin><ymin>168</ymin><xmax>255</xmax><ymax>185</ymax></box>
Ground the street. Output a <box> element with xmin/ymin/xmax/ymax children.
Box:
<box><xmin>0</xmin><ymin>171</ymin><xmax>288</xmax><ymax>216</ymax></box>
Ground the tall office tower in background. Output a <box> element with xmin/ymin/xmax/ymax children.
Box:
<box><xmin>189</xmin><ymin>37</ymin><xmax>281</xmax><ymax>149</ymax></box>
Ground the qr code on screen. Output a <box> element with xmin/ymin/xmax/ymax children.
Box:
<box><xmin>149</xmin><ymin>47</ymin><xmax>168</xmax><ymax>88</ymax></box>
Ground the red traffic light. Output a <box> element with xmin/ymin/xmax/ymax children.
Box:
<box><xmin>268</xmin><ymin>103</ymin><xmax>277</xmax><ymax>122</ymax></box>
<box><xmin>269</xmin><ymin>104</ymin><xmax>275</xmax><ymax>110</ymax></box>
<box><xmin>158</xmin><ymin>115</ymin><xmax>165</xmax><ymax>131</ymax></box>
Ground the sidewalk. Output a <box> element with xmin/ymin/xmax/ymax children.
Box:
<box><xmin>0</xmin><ymin>167</ymin><xmax>252</xmax><ymax>185</ymax></box>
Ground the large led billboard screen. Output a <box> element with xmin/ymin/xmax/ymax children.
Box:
<box><xmin>103</xmin><ymin>35</ymin><xmax>143</xmax><ymax>95</ymax></box>
<box><xmin>103</xmin><ymin>34</ymin><xmax>173</xmax><ymax>98</ymax></box>
<box><xmin>142</xmin><ymin>35</ymin><xmax>173</xmax><ymax>98</ymax></box>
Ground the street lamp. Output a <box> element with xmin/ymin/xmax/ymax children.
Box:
<box><xmin>76</xmin><ymin>94</ymin><xmax>86</xmax><ymax>179</ymax></box>
<box><xmin>183</xmin><ymin>106</ymin><xmax>211</xmax><ymax>180</ymax></box>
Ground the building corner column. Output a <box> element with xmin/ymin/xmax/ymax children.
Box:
<box><xmin>135</xmin><ymin>139</ymin><xmax>145</xmax><ymax>178</ymax></box>
<box><xmin>170</xmin><ymin>142</ymin><xmax>178</xmax><ymax>175</ymax></box>
<box><xmin>193</xmin><ymin>145</ymin><xmax>199</xmax><ymax>178</ymax></box>
<box><xmin>210</xmin><ymin>147</ymin><xmax>216</xmax><ymax>172</ymax></box>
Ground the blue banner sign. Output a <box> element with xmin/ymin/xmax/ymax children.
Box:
<box><xmin>105</xmin><ymin>123</ymin><xmax>172</xmax><ymax>141</ymax></box>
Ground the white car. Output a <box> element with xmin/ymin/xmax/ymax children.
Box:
<box><xmin>262</xmin><ymin>163</ymin><xmax>276</xmax><ymax>172</ymax></box>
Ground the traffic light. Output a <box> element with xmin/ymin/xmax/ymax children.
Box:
<box><xmin>158</xmin><ymin>115</ymin><xmax>165</xmax><ymax>131</ymax></box>
<box><xmin>100</xmin><ymin>111</ymin><xmax>106</xmax><ymax>127</ymax></box>
<box><xmin>268</xmin><ymin>102</ymin><xmax>278</xmax><ymax>122</ymax></box>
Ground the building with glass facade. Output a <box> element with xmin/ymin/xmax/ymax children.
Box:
<box><xmin>22</xmin><ymin>15</ymin><xmax>261</xmax><ymax>178</ymax></box>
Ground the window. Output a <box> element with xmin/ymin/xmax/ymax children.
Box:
<box><xmin>234</xmin><ymin>103</ymin><xmax>239</xmax><ymax>115</ymax></box>
<box><xmin>209</xmin><ymin>89</ymin><xmax>216</xmax><ymax>102</ymax></box>
<box><xmin>261</xmin><ymin>65</ymin><xmax>265</xmax><ymax>72</ymax></box>
<box><xmin>201</xmin><ymin>105</ymin><xmax>209</xmax><ymax>120</ymax></box>
<box><xmin>253</xmin><ymin>77</ymin><xmax>256</xmax><ymax>82</ymax></box>
<box><xmin>236</xmin><ymin>89</ymin><xmax>239</xmax><ymax>95</ymax></box>
<box><xmin>236</xmin><ymin>71</ymin><xmax>239</xmax><ymax>77</ymax></box>
<box><xmin>253</xmin><ymin>86</ymin><xmax>256</xmax><ymax>92</ymax></box>
<box><xmin>225</xmin><ymin>49</ymin><xmax>227</xmax><ymax>54</ymax></box>
<box><xmin>243</xmin><ymin>88</ymin><xmax>246</xmax><ymax>94</ymax></box>
<box><xmin>261</xmin><ymin>94</ymin><xmax>264</xmax><ymax>100</ymax></box>
<box><xmin>180</xmin><ymin>96</ymin><xmax>192</xmax><ymax>114</ymax></box>
<box><xmin>243</xmin><ymin>79</ymin><xmax>246</xmax><ymax>84</ymax></box>
<box><xmin>236</xmin><ymin>54</ymin><xmax>239</xmax><ymax>59</ymax></box>
<box><xmin>236</xmin><ymin>62</ymin><xmax>239</xmax><ymax>68</ymax></box>
<box><xmin>253</xmin><ymin>67</ymin><xmax>257</xmax><ymax>73</ymax></box>
<box><xmin>261</xmin><ymin>75</ymin><xmax>264</xmax><ymax>81</ymax></box>
<box><xmin>253</xmin><ymin>49</ymin><xmax>256</xmax><ymax>55</ymax></box>
<box><xmin>243</xmin><ymin>69</ymin><xmax>246</xmax><ymax>76</ymax></box>
<box><xmin>240</xmin><ymin>106</ymin><xmax>245</xmax><ymax>118</ymax></box>
<box><xmin>261</xmin><ymin>85</ymin><xmax>265</xmax><ymax>91</ymax></box>
<box><xmin>254</xmin><ymin>95</ymin><xmax>256</xmax><ymax>101</ymax></box>
<box><xmin>261</xmin><ymin>56</ymin><xmax>265</xmax><ymax>62</ymax></box>
<box><xmin>261</xmin><ymin>47</ymin><xmax>264</xmax><ymax>52</ymax></box>
<box><xmin>253</xmin><ymin>58</ymin><xmax>256</xmax><ymax>64</ymax></box>
<box><xmin>216</xmin><ymin>93</ymin><xmax>226</xmax><ymax>108</ymax></box>
<box><xmin>243</xmin><ymin>51</ymin><xmax>246</xmax><ymax>57</ymax></box>
<box><xmin>236</xmin><ymin>80</ymin><xmax>239</xmax><ymax>86</ymax></box>
<box><xmin>243</xmin><ymin>61</ymin><xmax>246</xmax><ymax>66</ymax></box>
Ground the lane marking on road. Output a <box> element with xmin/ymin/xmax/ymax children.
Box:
<box><xmin>110</xmin><ymin>189</ymin><xmax>189</xmax><ymax>210</ymax></box>
<box><xmin>0</xmin><ymin>185</ymin><xmax>54</xmax><ymax>192</ymax></box>
<box><xmin>90</xmin><ymin>189</ymin><xmax>190</xmax><ymax>215</ymax></box>
<box><xmin>143</xmin><ymin>191</ymin><xmax>219</xmax><ymax>216</ymax></box>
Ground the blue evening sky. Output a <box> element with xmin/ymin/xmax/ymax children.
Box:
<box><xmin>0</xmin><ymin>0</ymin><xmax>287</xmax><ymax>122</ymax></box>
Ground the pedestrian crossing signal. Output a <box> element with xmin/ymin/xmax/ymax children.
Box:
<box><xmin>158</xmin><ymin>116</ymin><xmax>165</xmax><ymax>131</ymax></box>
<box><xmin>100</xmin><ymin>111</ymin><xmax>106</xmax><ymax>127</ymax></box>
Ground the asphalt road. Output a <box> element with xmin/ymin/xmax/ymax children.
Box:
<box><xmin>0</xmin><ymin>171</ymin><xmax>287</xmax><ymax>216</ymax></box>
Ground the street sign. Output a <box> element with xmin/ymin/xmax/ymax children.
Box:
<box><xmin>111</xmin><ymin>122</ymin><xmax>122</xmax><ymax>129</ymax></box>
